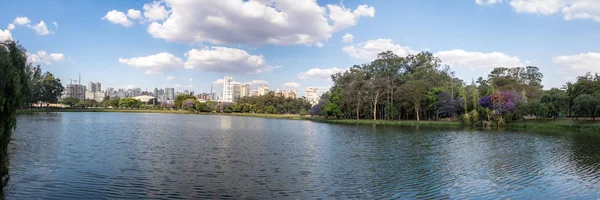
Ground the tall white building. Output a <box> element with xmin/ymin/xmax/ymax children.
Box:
<box><xmin>305</xmin><ymin>87</ymin><xmax>320</xmax><ymax>105</ymax></box>
<box><xmin>165</xmin><ymin>88</ymin><xmax>175</xmax><ymax>100</ymax></box>
<box><xmin>241</xmin><ymin>84</ymin><xmax>250</xmax><ymax>98</ymax></box>
<box><xmin>222</xmin><ymin>76</ymin><xmax>234</xmax><ymax>102</ymax></box>
<box><xmin>258</xmin><ymin>85</ymin><xmax>270</xmax><ymax>96</ymax></box>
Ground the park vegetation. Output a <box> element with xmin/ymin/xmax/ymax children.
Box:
<box><xmin>312</xmin><ymin>51</ymin><xmax>599</xmax><ymax>127</ymax></box>
<box><xmin>95</xmin><ymin>92</ymin><xmax>313</xmax><ymax>116</ymax></box>
<box><xmin>1</xmin><ymin>40</ymin><xmax>66</xmax><ymax>195</ymax></box>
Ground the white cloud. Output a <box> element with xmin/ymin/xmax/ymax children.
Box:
<box><xmin>28</xmin><ymin>21</ymin><xmax>51</xmax><ymax>35</ymax></box>
<box><xmin>102</xmin><ymin>10</ymin><xmax>133</xmax><ymax>27</ymax></box>
<box><xmin>188</xmin><ymin>78</ymin><xmax>193</xmax><ymax>82</ymax></box>
<box><xmin>435</xmin><ymin>49</ymin><xmax>522</xmax><ymax>70</ymax></box>
<box><xmin>7</xmin><ymin>24</ymin><xmax>15</xmax><ymax>30</ymax></box>
<box><xmin>166</xmin><ymin>75</ymin><xmax>175</xmax><ymax>80</ymax></box>
<box><xmin>212</xmin><ymin>79</ymin><xmax>266</xmax><ymax>87</ymax></box>
<box><xmin>343</xmin><ymin>39</ymin><xmax>416</xmax><ymax>60</ymax></box>
<box><xmin>145</xmin><ymin>0</ymin><xmax>374</xmax><ymax>45</ymax></box>
<box><xmin>479</xmin><ymin>0</ymin><xmax>600</xmax><ymax>22</ymax></box>
<box><xmin>298</xmin><ymin>67</ymin><xmax>348</xmax><ymax>79</ymax></box>
<box><xmin>245</xmin><ymin>80</ymin><xmax>269</xmax><ymax>86</ymax></box>
<box><xmin>328</xmin><ymin>4</ymin><xmax>375</xmax><ymax>31</ymax></box>
<box><xmin>342</xmin><ymin>33</ymin><xmax>353</xmax><ymax>43</ymax></box>
<box><xmin>52</xmin><ymin>21</ymin><xmax>58</xmax><ymax>30</ymax></box>
<box><xmin>118</xmin><ymin>52</ymin><xmax>183</xmax><ymax>75</ymax></box>
<box><xmin>27</xmin><ymin>50</ymin><xmax>65</xmax><ymax>65</ymax></box>
<box><xmin>13</xmin><ymin>17</ymin><xmax>31</xmax><ymax>25</ymax></box>
<box><xmin>0</xmin><ymin>29</ymin><xmax>12</xmax><ymax>41</ymax></box>
<box><xmin>143</xmin><ymin>1</ymin><xmax>170</xmax><ymax>21</ymax></box>
<box><xmin>127</xmin><ymin>9</ymin><xmax>142</xmax><ymax>19</ymax></box>
<box><xmin>184</xmin><ymin>46</ymin><xmax>274</xmax><ymax>74</ymax></box>
<box><xmin>316</xmin><ymin>42</ymin><xmax>324</xmax><ymax>48</ymax></box>
<box><xmin>562</xmin><ymin>0</ymin><xmax>600</xmax><ymax>22</ymax></box>
<box><xmin>553</xmin><ymin>52</ymin><xmax>600</xmax><ymax>74</ymax></box>
<box><xmin>283</xmin><ymin>82</ymin><xmax>300</xmax><ymax>88</ymax></box>
<box><xmin>475</xmin><ymin>0</ymin><xmax>503</xmax><ymax>5</ymax></box>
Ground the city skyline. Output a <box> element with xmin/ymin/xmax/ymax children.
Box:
<box><xmin>1</xmin><ymin>0</ymin><xmax>599</xmax><ymax>94</ymax></box>
<box><xmin>68</xmin><ymin>75</ymin><xmax>316</xmax><ymax>103</ymax></box>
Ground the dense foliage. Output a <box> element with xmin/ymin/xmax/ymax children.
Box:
<box><xmin>315</xmin><ymin>50</ymin><xmax>600</xmax><ymax>126</ymax></box>
<box><xmin>0</xmin><ymin>40</ymin><xmax>62</xmax><ymax>194</ymax></box>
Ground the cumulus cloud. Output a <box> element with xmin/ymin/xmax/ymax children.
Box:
<box><xmin>7</xmin><ymin>24</ymin><xmax>15</xmax><ymax>30</ymax></box>
<box><xmin>283</xmin><ymin>82</ymin><xmax>300</xmax><ymax>88</ymax></box>
<box><xmin>28</xmin><ymin>21</ymin><xmax>51</xmax><ymax>35</ymax></box>
<box><xmin>434</xmin><ymin>49</ymin><xmax>523</xmax><ymax>70</ymax></box>
<box><xmin>27</xmin><ymin>50</ymin><xmax>65</xmax><ymax>64</ymax></box>
<box><xmin>127</xmin><ymin>9</ymin><xmax>142</xmax><ymax>19</ymax></box>
<box><xmin>328</xmin><ymin>4</ymin><xmax>375</xmax><ymax>31</ymax></box>
<box><xmin>245</xmin><ymin>80</ymin><xmax>269</xmax><ymax>86</ymax></box>
<box><xmin>315</xmin><ymin>42</ymin><xmax>324</xmax><ymax>48</ymax></box>
<box><xmin>298</xmin><ymin>67</ymin><xmax>348</xmax><ymax>79</ymax></box>
<box><xmin>143</xmin><ymin>0</ymin><xmax>374</xmax><ymax>45</ymax></box>
<box><xmin>553</xmin><ymin>52</ymin><xmax>600</xmax><ymax>74</ymax></box>
<box><xmin>52</xmin><ymin>21</ymin><xmax>58</xmax><ymax>30</ymax></box>
<box><xmin>343</xmin><ymin>39</ymin><xmax>416</xmax><ymax>60</ymax></box>
<box><xmin>102</xmin><ymin>10</ymin><xmax>133</xmax><ymax>27</ymax></box>
<box><xmin>562</xmin><ymin>0</ymin><xmax>600</xmax><ymax>22</ymax></box>
<box><xmin>0</xmin><ymin>29</ymin><xmax>12</xmax><ymax>41</ymax></box>
<box><xmin>13</xmin><ymin>17</ymin><xmax>31</xmax><ymax>25</ymax></box>
<box><xmin>118</xmin><ymin>52</ymin><xmax>183</xmax><ymax>75</ymax></box>
<box><xmin>478</xmin><ymin>0</ymin><xmax>600</xmax><ymax>22</ymax></box>
<box><xmin>166</xmin><ymin>75</ymin><xmax>175</xmax><ymax>80</ymax></box>
<box><xmin>342</xmin><ymin>33</ymin><xmax>353</xmax><ymax>43</ymax></box>
<box><xmin>143</xmin><ymin>1</ymin><xmax>170</xmax><ymax>21</ymax></box>
<box><xmin>475</xmin><ymin>0</ymin><xmax>503</xmax><ymax>5</ymax></box>
<box><xmin>212</xmin><ymin>79</ymin><xmax>266</xmax><ymax>87</ymax></box>
<box><xmin>184</xmin><ymin>46</ymin><xmax>275</xmax><ymax>74</ymax></box>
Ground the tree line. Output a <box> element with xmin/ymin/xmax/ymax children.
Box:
<box><xmin>1</xmin><ymin>40</ymin><xmax>65</xmax><ymax>195</ymax></box>
<box><xmin>313</xmin><ymin>50</ymin><xmax>598</xmax><ymax>126</ymax></box>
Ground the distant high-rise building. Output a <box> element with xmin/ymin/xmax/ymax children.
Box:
<box><xmin>241</xmin><ymin>84</ymin><xmax>250</xmax><ymax>98</ymax></box>
<box><xmin>165</xmin><ymin>88</ymin><xmax>175</xmax><ymax>100</ymax></box>
<box><xmin>233</xmin><ymin>84</ymin><xmax>242</xmax><ymax>102</ymax></box>
<box><xmin>88</xmin><ymin>81</ymin><xmax>96</xmax><ymax>93</ymax></box>
<box><xmin>258</xmin><ymin>85</ymin><xmax>270</xmax><ymax>96</ymax></box>
<box><xmin>87</xmin><ymin>81</ymin><xmax>101</xmax><ymax>93</ymax></box>
<box><xmin>105</xmin><ymin>87</ymin><xmax>114</xmax><ymax>97</ymax></box>
<box><xmin>305</xmin><ymin>87</ymin><xmax>320</xmax><ymax>105</ymax></box>
<box><xmin>118</xmin><ymin>89</ymin><xmax>125</xmax><ymax>98</ymax></box>
<box><xmin>126</xmin><ymin>89</ymin><xmax>133</xmax><ymax>97</ymax></box>
<box><xmin>251</xmin><ymin>90</ymin><xmax>259</xmax><ymax>96</ymax></box>
<box><xmin>222</xmin><ymin>76</ymin><xmax>234</xmax><ymax>102</ymax></box>
<box><xmin>287</xmin><ymin>90</ymin><xmax>297</xmax><ymax>99</ymax></box>
<box><xmin>63</xmin><ymin>84</ymin><xmax>86</xmax><ymax>101</ymax></box>
<box><xmin>153</xmin><ymin>88</ymin><xmax>159</xmax><ymax>97</ymax></box>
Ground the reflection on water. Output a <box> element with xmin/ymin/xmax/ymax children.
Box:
<box><xmin>6</xmin><ymin>112</ymin><xmax>600</xmax><ymax>199</ymax></box>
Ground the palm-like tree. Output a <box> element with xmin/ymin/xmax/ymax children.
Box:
<box><xmin>561</xmin><ymin>82</ymin><xmax>574</xmax><ymax>116</ymax></box>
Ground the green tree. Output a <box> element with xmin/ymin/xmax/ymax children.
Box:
<box><xmin>397</xmin><ymin>80</ymin><xmax>429</xmax><ymax>121</ymax></box>
<box><xmin>174</xmin><ymin>94</ymin><xmax>196</xmax><ymax>109</ymax></box>
<box><xmin>0</xmin><ymin>40</ymin><xmax>29</xmax><ymax>192</ymax></box>
<box><xmin>59</xmin><ymin>97</ymin><xmax>80</xmax><ymax>107</ymax></box>
<box><xmin>119</xmin><ymin>98</ymin><xmax>142</xmax><ymax>108</ymax></box>
<box><xmin>573</xmin><ymin>94</ymin><xmax>600</xmax><ymax>120</ymax></box>
<box><xmin>39</xmin><ymin>72</ymin><xmax>65</xmax><ymax>107</ymax></box>
<box><xmin>540</xmin><ymin>88</ymin><xmax>567</xmax><ymax>119</ymax></box>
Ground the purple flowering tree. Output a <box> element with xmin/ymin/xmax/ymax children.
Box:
<box><xmin>182</xmin><ymin>99</ymin><xmax>195</xmax><ymax>110</ymax></box>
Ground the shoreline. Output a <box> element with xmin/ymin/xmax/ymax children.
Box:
<box><xmin>16</xmin><ymin>108</ymin><xmax>600</xmax><ymax>132</ymax></box>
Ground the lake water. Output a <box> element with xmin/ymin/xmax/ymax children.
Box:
<box><xmin>5</xmin><ymin>112</ymin><xmax>600</xmax><ymax>199</ymax></box>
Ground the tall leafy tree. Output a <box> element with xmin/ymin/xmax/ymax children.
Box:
<box><xmin>397</xmin><ymin>80</ymin><xmax>429</xmax><ymax>121</ymax></box>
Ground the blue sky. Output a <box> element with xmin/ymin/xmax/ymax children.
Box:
<box><xmin>2</xmin><ymin>0</ymin><xmax>599</xmax><ymax>94</ymax></box>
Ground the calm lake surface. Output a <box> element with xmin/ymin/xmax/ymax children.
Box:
<box><xmin>6</xmin><ymin>112</ymin><xmax>600</xmax><ymax>199</ymax></box>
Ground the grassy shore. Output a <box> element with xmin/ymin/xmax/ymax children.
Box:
<box><xmin>506</xmin><ymin>119</ymin><xmax>600</xmax><ymax>132</ymax></box>
<box><xmin>17</xmin><ymin>108</ymin><xmax>600</xmax><ymax>132</ymax></box>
